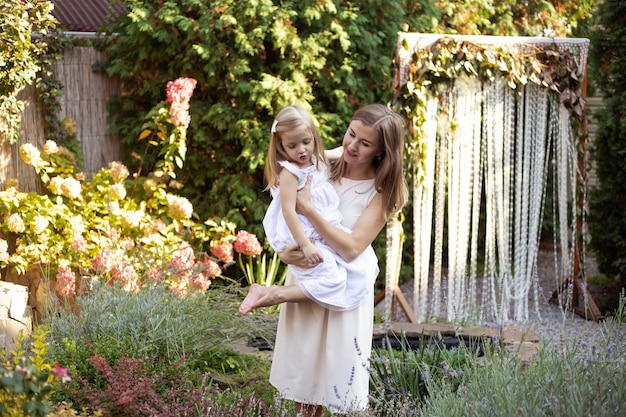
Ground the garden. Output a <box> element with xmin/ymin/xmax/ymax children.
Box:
<box><xmin>2</xmin><ymin>0</ymin><xmax>626</xmax><ymax>415</ymax></box>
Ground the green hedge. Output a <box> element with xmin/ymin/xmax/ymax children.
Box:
<box><xmin>588</xmin><ymin>0</ymin><xmax>626</xmax><ymax>282</ymax></box>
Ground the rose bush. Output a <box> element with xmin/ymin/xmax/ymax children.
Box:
<box><xmin>0</xmin><ymin>78</ymin><xmax>267</xmax><ymax>297</ymax></box>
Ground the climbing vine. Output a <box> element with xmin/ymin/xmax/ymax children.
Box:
<box><xmin>0</xmin><ymin>0</ymin><xmax>57</xmax><ymax>144</ymax></box>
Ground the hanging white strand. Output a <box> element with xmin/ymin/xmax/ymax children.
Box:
<box><xmin>557</xmin><ymin>104</ymin><xmax>573</xmax><ymax>305</ymax></box>
<box><xmin>396</xmin><ymin>33</ymin><xmax>589</xmax><ymax>325</ymax></box>
<box><xmin>528</xmin><ymin>91</ymin><xmax>556</xmax><ymax>319</ymax></box>
<box><xmin>566</xmin><ymin>104</ymin><xmax>578</xmax><ymax>297</ymax></box>
<box><xmin>384</xmin><ymin>215</ymin><xmax>402</xmax><ymax>322</ymax></box>
<box><xmin>432</xmin><ymin>89</ymin><xmax>449</xmax><ymax>320</ymax></box>
<box><xmin>446</xmin><ymin>76</ymin><xmax>479</xmax><ymax>320</ymax></box>
<box><xmin>493</xmin><ymin>78</ymin><xmax>511</xmax><ymax>322</ymax></box>
<box><xmin>501</xmin><ymin>85</ymin><xmax>515</xmax><ymax>321</ymax></box>
<box><xmin>550</xmin><ymin>114</ymin><xmax>564</xmax><ymax>311</ymax></box>
<box><xmin>510</xmin><ymin>86</ymin><xmax>529</xmax><ymax>320</ymax></box>
<box><xmin>518</xmin><ymin>85</ymin><xmax>549</xmax><ymax>321</ymax></box>
<box><xmin>467</xmin><ymin>78</ymin><xmax>484</xmax><ymax>320</ymax></box>
<box><xmin>447</xmin><ymin>84</ymin><xmax>460</xmax><ymax>320</ymax></box>
<box><xmin>413</xmin><ymin>95</ymin><xmax>438</xmax><ymax>322</ymax></box>
<box><xmin>482</xmin><ymin>78</ymin><xmax>501</xmax><ymax>321</ymax></box>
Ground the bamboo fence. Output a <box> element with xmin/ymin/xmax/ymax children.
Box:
<box><xmin>0</xmin><ymin>46</ymin><xmax>122</xmax><ymax>192</ymax></box>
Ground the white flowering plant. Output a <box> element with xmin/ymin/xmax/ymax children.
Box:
<box><xmin>0</xmin><ymin>78</ymin><xmax>272</xmax><ymax>298</ymax></box>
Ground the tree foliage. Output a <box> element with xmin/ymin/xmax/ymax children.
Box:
<box><xmin>587</xmin><ymin>0</ymin><xmax>626</xmax><ymax>282</ymax></box>
<box><xmin>99</xmin><ymin>0</ymin><xmax>404</xmax><ymax>236</ymax></box>
<box><xmin>403</xmin><ymin>0</ymin><xmax>594</xmax><ymax>36</ymax></box>
<box><xmin>99</xmin><ymin>0</ymin><xmax>594</xmax><ymax>240</ymax></box>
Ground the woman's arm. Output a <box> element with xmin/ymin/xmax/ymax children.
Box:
<box><xmin>325</xmin><ymin>146</ymin><xmax>343</xmax><ymax>161</ymax></box>
<box><xmin>297</xmin><ymin>178</ymin><xmax>387</xmax><ymax>262</ymax></box>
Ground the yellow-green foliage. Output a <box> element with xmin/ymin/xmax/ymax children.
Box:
<box><xmin>48</xmin><ymin>402</ymin><xmax>102</xmax><ymax>417</ymax></box>
<box><xmin>0</xmin><ymin>325</ymin><xmax>63</xmax><ymax>416</ymax></box>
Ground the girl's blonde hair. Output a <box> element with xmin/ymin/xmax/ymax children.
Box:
<box><xmin>329</xmin><ymin>104</ymin><xmax>408</xmax><ymax>218</ymax></box>
<box><xmin>264</xmin><ymin>105</ymin><xmax>326</xmax><ymax>189</ymax></box>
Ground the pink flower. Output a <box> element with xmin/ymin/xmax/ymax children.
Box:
<box><xmin>107</xmin><ymin>228</ymin><xmax>121</xmax><ymax>240</ymax></box>
<box><xmin>56</xmin><ymin>266</ymin><xmax>76</xmax><ymax>297</ymax></box>
<box><xmin>202</xmin><ymin>258</ymin><xmax>222</xmax><ymax>278</ymax></box>
<box><xmin>70</xmin><ymin>236</ymin><xmax>87</xmax><ymax>252</ymax></box>
<box><xmin>52</xmin><ymin>363</ymin><xmax>71</xmax><ymax>382</ymax></box>
<box><xmin>152</xmin><ymin>219</ymin><xmax>166</xmax><ymax>232</ymax></box>
<box><xmin>146</xmin><ymin>267</ymin><xmax>163</xmax><ymax>284</ymax></box>
<box><xmin>168</xmin><ymin>241</ymin><xmax>195</xmax><ymax>272</ymax></box>
<box><xmin>91</xmin><ymin>251</ymin><xmax>116</xmax><ymax>274</ymax></box>
<box><xmin>121</xmin><ymin>237</ymin><xmax>135</xmax><ymax>250</ymax></box>
<box><xmin>170</xmin><ymin>103</ymin><xmax>191</xmax><ymax>130</ymax></box>
<box><xmin>110</xmin><ymin>262</ymin><xmax>140</xmax><ymax>293</ymax></box>
<box><xmin>166</xmin><ymin>77</ymin><xmax>197</xmax><ymax>104</ymax></box>
<box><xmin>190</xmin><ymin>272</ymin><xmax>211</xmax><ymax>291</ymax></box>
<box><xmin>166</xmin><ymin>77</ymin><xmax>197</xmax><ymax>130</ymax></box>
<box><xmin>210</xmin><ymin>240</ymin><xmax>234</xmax><ymax>264</ymax></box>
<box><xmin>234</xmin><ymin>230</ymin><xmax>263</xmax><ymax>257</ymax></box>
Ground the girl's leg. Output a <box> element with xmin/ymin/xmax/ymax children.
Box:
<box><xmin>296</xmin><ymin>402</ymin><xmax>323</xmax><ymax>417</ymax></box>
<box><xmin>238</xmin><ymin>284</ymin><xmax>308</xmax><ymax>314</ymax></box>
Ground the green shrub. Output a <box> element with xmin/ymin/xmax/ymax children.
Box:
<box><xmin>421</xmin><ymin>339</ymin><xmax>626</xmax><ymax>416</ymax></box>
<box><xmin>44</xmin><ymin>283</ymin><xmax>265</xmax><ymax>377</ymax></box>
<box><xmin>587</xmin><ymin>0</ymin><xmax>626</xmax><ymax>284</ymax></box>
<box><xmin>369</xmin><ymin>333</ymin><xmax>481</xmax><ymax>414</ymax></box>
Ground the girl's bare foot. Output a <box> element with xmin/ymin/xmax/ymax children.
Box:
<box><xmin>239</xmin><ymin>284</ymin><xmax>266</xmax><ymax>314</ymax></box>
<box><xmin>239</xmin><ymin>284</ymin><xmax>284</xmax><ymax>314</ymax></box>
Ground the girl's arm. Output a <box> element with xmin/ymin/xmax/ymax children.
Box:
<box><xmin>278</xmin><ymin>169</ymin><xmax>322</xmax><ymax>263</ymax></box>
<box><xmin>297</xmin><ymin>177</ymin><xmax>387</xmax><ymax>262</ymax></box>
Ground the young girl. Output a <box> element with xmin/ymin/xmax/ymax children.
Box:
<box><xmin>238</xmin><ymin>105</ymin><xmax>379</xmax><ymax>314</ymax></box>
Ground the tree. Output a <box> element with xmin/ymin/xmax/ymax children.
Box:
<box><xmin>587</xmin><ymin>0</ymin><xmax>626</xmax><ymax>283</ymax></box>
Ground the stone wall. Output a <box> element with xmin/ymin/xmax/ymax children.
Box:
<box><xmin>0</xmin><ymin>281</ymin><xmax>32</xmax><ymax>352</ymax></box>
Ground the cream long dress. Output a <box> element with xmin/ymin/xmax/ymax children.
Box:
<box><xmin>269</xmin><ymin>177</ymin><xmax>378</xmax><ymax>413</ymax></box>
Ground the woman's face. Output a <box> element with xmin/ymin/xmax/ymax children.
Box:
<box><xmin>342</xmin><ymin>120</ymin><xmax>382</xmax><ymax>167</ymax></box>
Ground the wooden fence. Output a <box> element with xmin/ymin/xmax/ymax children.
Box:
<box><xmin>0</xmin><ymin>46</ymin><xmax>122</xmax><ymax>192</ymax></box>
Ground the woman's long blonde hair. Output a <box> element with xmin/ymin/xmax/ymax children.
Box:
<box><xmin>264</xmin><ymin>105</ymin><xmax>326</xmax><ymax>189</ymax></box>
<box><xmin>329</xmin><ymin>104</ymin><xmax>408</xmax><ymax>218</ymax></box>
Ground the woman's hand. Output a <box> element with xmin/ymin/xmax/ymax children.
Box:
<box><xmin>277</xmin><ymin>243</ymin><xmax>309</xmax><ymax>268</ymax></box>
<box><xmin>295</xmin><ymin>174</ymin><xmax>314</xmax><ymax>215</ymax></box>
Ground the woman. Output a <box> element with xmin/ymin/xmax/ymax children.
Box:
<box><xmin>269</xmin><ymin>103</ymin><xmax>408</xmax><ymax>416</ymax></box>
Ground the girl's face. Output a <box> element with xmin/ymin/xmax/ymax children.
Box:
<box><xmin>280</xmin><ymin>125</ymin><xmax>316</xmax><ymax>168</ymax></box>
<box><xmin>342</xmin><ymin>120</ymin><xmax>382</xmax><ymax>167</ymax></box>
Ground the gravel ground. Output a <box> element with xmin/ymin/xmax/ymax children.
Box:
<box><xmin>391</xmin><ymin>246</ymin><xmax>626</xmax><ymax>356</ymax></box>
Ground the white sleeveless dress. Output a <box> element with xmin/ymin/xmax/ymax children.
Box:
<box><xmin>269</xmin><ymin>177</ymin><xmax>378</xmax><ymax>413</ymax></box>
<box><xmin>262</xmin><ymin>161</ymin><xmax>378</xmax><ymax>310</ymax></box>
